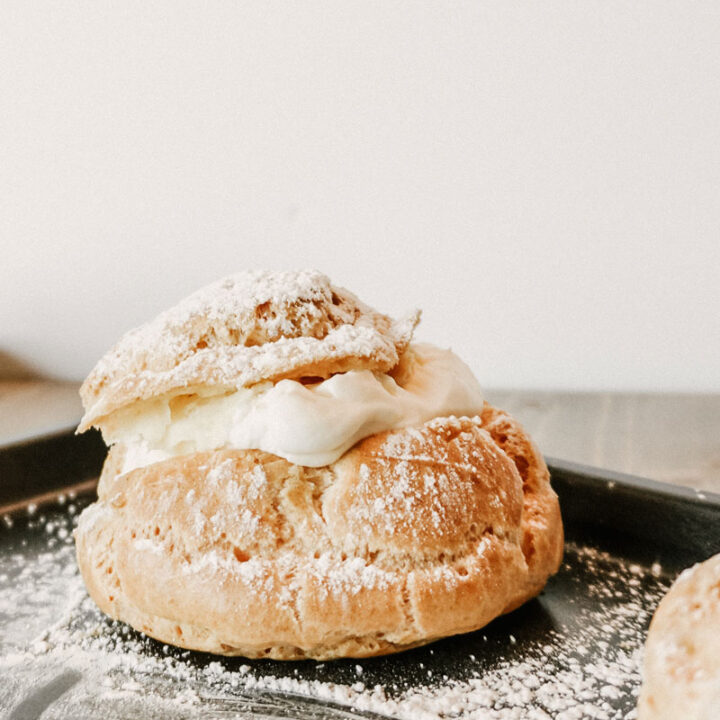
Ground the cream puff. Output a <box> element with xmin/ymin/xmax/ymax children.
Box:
<box><xmin>74</xmin><ymin>270</ymin><xmax>563</xmax><ymax>660</ymax></box>
<box><xmin>638</xmin><ymin>553</ymin><xmax>720</xmax><ymax>719</ymax></box>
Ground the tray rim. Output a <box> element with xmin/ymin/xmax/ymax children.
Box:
<box><xmin>1</xmin><ymin>428</ymin><xmax>719</xmax><ymax>509</ymax></box>
<box><xmin>546</xmin><ymin>455</ymin><xmax>720</xmax><ymax>506</ymax></box>
<box><xmin>0</xmin><ymin>423</ymin><xmax>80</xmax><ymax>452</ymax></box>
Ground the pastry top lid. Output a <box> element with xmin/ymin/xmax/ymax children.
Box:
<box><xmin>78</xmin><ymin>270</ymin><xmax>420</xmax><ymax>431</ymax></box>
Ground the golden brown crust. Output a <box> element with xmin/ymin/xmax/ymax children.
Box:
<box><xmin>79</xmin><ymin>270</ymin><xmax>419</xmax><ymax>432</ymax></box>
<box><xmin>75</xmin><ymin>407</ymin><xmax>563</xmax><ymax>659</ymax></box>
<box><xmin>479</xmin><ymin>404</ymin><xmax>565</xmax><ymax>595</ymax></box>
<box><xmin>638</xmin><ymin>553</ymin><xmax>720</xmax><ymax>719</ymax></box>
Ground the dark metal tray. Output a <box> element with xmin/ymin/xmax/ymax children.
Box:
<box><xmin>1</xmin><ymin>429</ymin><xmax>719</xmax><ymax>720</ymax></box>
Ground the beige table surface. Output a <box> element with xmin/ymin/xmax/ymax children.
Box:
<box><xmin>2</xmin><ymin>381</ymin><xmax>719</xmax><ymax>493</ymax></box>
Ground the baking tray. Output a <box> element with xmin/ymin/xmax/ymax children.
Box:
<box><xmin>1</xmin><ymin>429</ymin><xmax>719</xmax><ymax>720</ymax></box>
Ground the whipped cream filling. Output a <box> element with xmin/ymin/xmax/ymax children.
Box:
<box><xmin>102</xmin><ymin>343</ymin><xmax>484</xmax><ymax>473</ymax></box>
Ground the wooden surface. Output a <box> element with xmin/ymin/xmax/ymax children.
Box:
<box><xmin>1</xmin><ymin>381</ymin><xmax>718</xmax><ymax>493</ymax></box>
<box><xmin>0</xmin><ymin>381</ymin><xmax>82</xmax><ymax>446</ymax></box>
<box><xmin>487</xmin><ymin>390</ymin><xmax>720</xmax><ymax>493</ymax></box>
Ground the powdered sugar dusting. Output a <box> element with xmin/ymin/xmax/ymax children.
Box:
<box><xmin>2</xmin><ymin>494</ymin><xmax>672</xmax><ymax>719</ymax></box>
<box><xmin>79</xmin><ymin>270</ymin><xmax>420</xmax><ymax>429</ymax></box>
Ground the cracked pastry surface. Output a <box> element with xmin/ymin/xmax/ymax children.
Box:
<box><xmin>74</xmin><ymin>270</ymin><xmax>563</xmax><ymax>659</ymax></box>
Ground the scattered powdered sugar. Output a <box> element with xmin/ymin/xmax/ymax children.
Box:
<box><xmin>1</xmin><ymin>496</ymin><xmax>672</xmax><ymax>720</ymax></box>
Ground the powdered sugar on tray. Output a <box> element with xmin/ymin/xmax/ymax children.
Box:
<box><xmin>1</xmin><ymin>496</ymin><xmax>671</xmax><ymax>720</ymax></box>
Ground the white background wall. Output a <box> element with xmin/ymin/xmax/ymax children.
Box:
<box><xmin>1</xmin><ymin>2</ymin><xmax>718</xmax><ymax>391</ymax></box>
